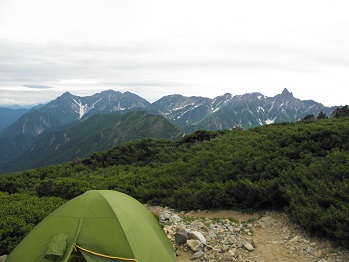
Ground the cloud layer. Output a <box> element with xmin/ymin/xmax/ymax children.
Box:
<box><xmin>0</xmin><ymin>0</ymin><xmax>348</xmax><ymax>106</ymax></box>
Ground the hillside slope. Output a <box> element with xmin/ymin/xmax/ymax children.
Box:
<box><xmin>1</xmin><ymin>111</ymin><xmax>183</xmax><ymax>172</ymax></box>
<box><xmin>151</xmin><ymin>88</ymin><xmax>335</xmax><ymax>132</ymax></box>
<box><xmin>0</xmin><ymin>107</ymin><xmax>29</xmax><ymax>130</ymax></box>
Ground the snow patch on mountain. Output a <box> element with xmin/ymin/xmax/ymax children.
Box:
<box><xmin>269</xmin><ymin>101</ymin><xmax>275</xmax><ymax>112</ymax></box>
<box><xmin>72</xmin><ymin>99</ymin><xmax>88</xmax><ymax>119</ymax></box>
<box><xmin>116</xmin><ymin>101</ymin><xmax>128</xmax><ymax>110</ymax></box>
<box><xmin>177</xmin><ymin>104</ymin><xmax>201</xmax><ymax>118</ymax></box>
<box><xmin>212</xmin><ymin>107</ymin><xmax>221</xmax><ymax>113</ymax></box>
<box><xmin>212</xmin><ymin>95</ymin><xmax>232</xmax><ymax>113</ymax></box>
<box><xmin>265</xmin><ymin>118</ymin><xmax>276</xmax><ymax>124</ymax></box>
<box><xmin>173</xmin><ymin>104</ymin><xmax>195</xmax><ymax>112</ymax></box>
<box><xmin>257</xmin><ymin>106</ymin><xmax>265</xmax><ymax>113</ymax></box>
<box><xmin>72</xmin><ymin>98</ymin><xmax>102</xmax><ymax>118</ymax></box>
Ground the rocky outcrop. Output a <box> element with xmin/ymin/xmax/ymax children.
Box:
<box><xmin>159</xmin><ymin>209</ymin><xmax>257</xmax><ymax>261</ymax></box>
<box><xmin>149</xmin><ymin>206</ymin><xmax>349</xmax><ymax>262</ymax></box>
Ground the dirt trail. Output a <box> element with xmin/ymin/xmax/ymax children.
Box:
<box><xmin>148</xmin><ymin>207</ymin><xmax>349</xmax><ymax>262</ymax></box>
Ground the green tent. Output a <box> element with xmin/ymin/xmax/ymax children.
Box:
<box><xmin>6</xmin><ymin>190</ymin><xmax>176</xmax><ymax>262</ymax></box>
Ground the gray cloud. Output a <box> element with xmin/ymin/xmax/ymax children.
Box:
<box><xmin>0</xmin><ymin>38</ymin><xmax>312</xmax><ymax>84</ymax></box>
<box><xmin>23</xmin><ymin>84</ymin><xmax>55</xmax><ymax>89</ymax></box>
<box><xmin>102</xmin><ymin>81</ymin><xmax>180</xmax><ymax>87</ymax></box>
<box><xmin>0</xmin><ymin>35</ymin><xmax>323</xmax><ymax>94</ymax></box>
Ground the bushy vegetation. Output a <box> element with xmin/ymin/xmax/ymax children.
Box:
<box><xmin>0</xmin><ymin>193</ymin><xmax>65</xmax><ymax>254</ymax></box>
<box><xmin>1</xmin><ymin>118</ymin><xmax>349</xmax><ymax>254</ymax></box>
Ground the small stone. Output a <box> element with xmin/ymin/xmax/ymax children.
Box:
<box><xmin>171</xmin><ymin>214</ymin><xmax>183</xmax><ymax>223</ymax></box>
<box><xmin>201</xmin><ymin>225</ymin><xmax>209</xmax><ymax>232</ymax></box>
<box><xmin>190</xmin><ymin>250</ymin><xmax>204</xmax><ymax>260</ymax></box>
<box><xmin>187</xmin><ymin>239</ymin><xmax>204</xmax><ymax>252</ymax></box>
<box><xmin>227</xmin><ymin>249</ymin><xmax>236</xmax><ymax>257</ymax></box>
<box><xmin>174</xmin><ymin>225</ymin><xmax>186</xmax><ymax>233</ymax></box>
<box><xmin>175</xmin><ymin>230</ymin><xmax>188</xmax><ymax>245</ymax></box>
<box><xmin>228</xmin><ymin>226</ymin><xmax>235</xmax><ymax>232</ymax></box>
<box><xmin>188</xmin><ymin>231</ymin><xmax>207</xmax><ymax>245</ymax></box>
<box><xmin>243</xmin><ymin>240</ymin><xmax>254</xmax><ymax>251</ymax></box>
<box><xmin>209</xmin><ymin>230</ymin><xmax>217</xmax><ymax>238</ymax></box>
<box><xmin>159</xmin><ymin>210</ymin><xmax>172</xmax><ymax>222</ymax></box>
<box><xmin>289</xmin><ymin>236</ymin><xmax>300</xmax><ymax>242</ymax></box>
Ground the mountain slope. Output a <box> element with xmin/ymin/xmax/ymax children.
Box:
<box><xmin>151</xmin><ymin>89</ymin><xmax>336</xmax><ymax>132</ymax></box>
<box><xmin>150</xmin><ymin>94</ymin><xmax>212</xmax><ymax>130</ymax></box>
<box><xmin>0</xmin><ymin>90</ymin><xmax>150</xmax><ymax>138</ymax></box>
<box><xmin>1</xmin><ymin>111</ymin><xmax>183</xmax><ymax>173</ymax></box>
<box><xmin>0</xmin><ymin>107</ymin><xmax>30</xmax><ymax>130</ymax></box>
<box><xmin>0</xmin><ymin>90</ymin><xmax>151</xmax><ymax>163</ymax></box>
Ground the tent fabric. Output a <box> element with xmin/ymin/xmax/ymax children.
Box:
<box><xmin>6</xmin><ymin>190</ymin><xmax>176</xmax><ymax>262</ymax></box>
<box><xmin>76</xmin><ymin>244</ymin><xmax>137</xmax><ymax>262</ymax></box>
<box><xmin>44</xmin><ymin>233</ymin><xmax>69</xmax><ymax>260</ymax></box>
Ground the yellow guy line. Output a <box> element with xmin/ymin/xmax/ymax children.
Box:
<box><xmin>75</xmin><ymin>244</ymin><xmax>138</xmax><ymax>262</ymax></box>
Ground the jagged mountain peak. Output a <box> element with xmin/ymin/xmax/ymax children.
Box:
<box><xmin>212</xmin><ymin>93</ymin><xmax>233</xmax><ymax>109</ymax></box>
<box><xmin>56</xmin><ymin>91</ymin><xmax>76</xmax><ymax>101</ymax></box>
<box><xmin>280</xmin><ymin>88</ymin><xmax>294</xmax><ymax>99</ymax></box>
<box><xmin>61</xmin><ymin>91</ymin><xmax>73</xmax><ymax>96</ymax></box>
<box><xmin>217</xmin><ymin>93</ymin><xmax>233</xmax><ymax>99</ymax></box>
<box><xmin>231</xmin><ymin>92</ymin><xmax>264</xmax><ymax>103</ymax></box>
<box><xmin>96</xmin><ymin>90</ymin><xmax>123</xmax><ymax>98</ymax></box>
<box><xmin>100</xmin><ymin>89</ymin><xmax>121</xmax><ymax>94</ymax></box>
<box><xmin>152</xmin><ymin>94</ymin><xmax>203</xmax><ymax>107</ymax></box>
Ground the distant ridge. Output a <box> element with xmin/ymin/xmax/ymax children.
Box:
<box><xmin>150</xmin><ymin>88</ymin><xmax>336</xmax><ymax>132</ymax></box>
<box><xmin>0</xmin><ymin>88</ymin><xmax>339</xmax><ymax>172</ymax></box>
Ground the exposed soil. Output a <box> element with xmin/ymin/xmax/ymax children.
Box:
<box><xmin>147</xmin><ymin>206</ymin><xmax>349</xmax><ymax>262</ymax></box>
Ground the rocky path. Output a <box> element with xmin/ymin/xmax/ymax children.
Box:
<box><xmin>147</xmin><ymin>206</ymin><xmax>349</xmax><ymax>262</ymax></box>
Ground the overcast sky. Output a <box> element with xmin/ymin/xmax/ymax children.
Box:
<box><xmin>0</xmin><ymin>0</ymin><xmax>348</xmax><ymax>107</ymax></box>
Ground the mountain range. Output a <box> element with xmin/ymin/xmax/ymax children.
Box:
<box><xmin>0</xmin><ymin>88</ymin><xmax>338</xmax><ymax>173</ymax></box>
<box><xmin>150</xmin><ymin>88</ymin><xmax>336</xmax><ymax>132</ymax></box>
